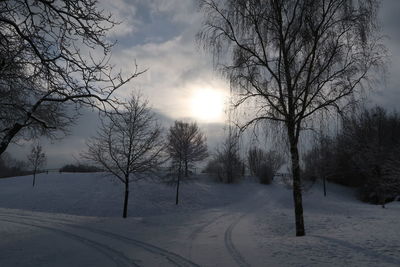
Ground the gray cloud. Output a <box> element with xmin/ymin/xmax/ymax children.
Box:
<box><xmin>6</xmin><ymin>0</ymin><xmax>400</xmax><ymax>167</ymax></box>
<box><xmin>7</xmin><ymin>106</ymin><xmax>227</xmax><ymax>168</ymax></box>
<box><xmin>366</xmin><ymin>0</ymin><xmax>400</xmax><ymax>110</ymax></box>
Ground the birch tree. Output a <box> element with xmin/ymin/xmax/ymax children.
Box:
<box><xmin>198</xmin><ymin>0</ymin><xmax>384</xmax><ymax>236</ymax></box>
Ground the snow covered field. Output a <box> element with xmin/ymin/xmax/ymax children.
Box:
<box><xmin>0</xmin><ymin>172</ymin><xmax>399</xmax><ymax>266</ymax></box>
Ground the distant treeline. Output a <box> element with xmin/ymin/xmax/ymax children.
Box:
<box><xmin>0</xmin><ymin>153</ymin><xmax>102</xmax><ymax>177</ymax></box>
<box><xmin>0</xmin><ymin>153</ymin><xmax>30</xmax><ymax>178</ymax></box>
<box><xmin>59</xmin><ymin>164</ymin><xmax>102</xmax><ymax>173</ymax></box>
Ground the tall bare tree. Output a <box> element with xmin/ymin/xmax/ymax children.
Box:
<box><xmin>214</xmin><ymin>128</ymin><xmax>243</xmax><ymax>183</ymax></box>
<box><xmin>83</xmin><ymin>94</ymin><xmax>165</xmax><ymax>218</ymax></box>
<box><xmin>0</xmin><ymin>0</ymin><xmax>143</xmax><ymax>156</ymax></box>
<box><xmin>167</xmin><ymin>121</ymin><xmax>208</xmax><ymax>204</ymax></box>
<box><xmin>248</xmin><ymin>147</ymin><xmax>284</xmax><ymax>184</ymax></box>
<box><xmin>198</xmin><ymin>0</ymin><xmax>384</xmax><ymax>236</ymax></box>
<box><xmin>27</xmin><ymin>142</ymin><xmax>46</xmax><ymax>187</ymax></box>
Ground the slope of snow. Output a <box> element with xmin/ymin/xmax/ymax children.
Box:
<box><xmin>0</xmin><ymin>172</ymin><xmax>257</xmax><ymax>217</ymax></box>
<box><xmin>0</xmin><ymin>172</ymin><xmax>399</xmax><ymax>266</ymax></box>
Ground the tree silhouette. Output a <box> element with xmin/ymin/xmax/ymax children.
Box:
<box><xmin>83</xmin><ymin>94</ymin><xmax>165</xmax><ymax>218</ymax></box>
<box><xmin>0</xmin><ymin>0</ymin><xmax>143</xmax><ymax>156</ymax></box>
<box><xmin>198</xmin><ymin>0</ymin><xmax>384</xmax><ymax>236</ymax></box>
<box><xmin>27</xmin><ymin>143</ymin><xmax>46</xmax><ymax>187</ymax></box>
<box><xmin>167</xmin><ymin>121</ymin><xmax>208</xmax><ymax>204</ymax></box>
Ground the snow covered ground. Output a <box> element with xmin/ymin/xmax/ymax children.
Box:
<box><xmin>0</xmin><ymin>172</ymin><xmax>399</xmax><ymax>266</ymax></box>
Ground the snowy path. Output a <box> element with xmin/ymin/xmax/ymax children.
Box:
<box><xmin>0</xmin><ymin>210</ymin><xmax>200</xmax><ymax>267</ymax></box>
<box><xmin>0</xmin><ymin>173</ymin><xmax>399</xmax><ymax>266</ymax></box>
<box><xmin>181</xmin><ymin>188</ymin><xmax>267</xmax><ymax>267</ymax></box>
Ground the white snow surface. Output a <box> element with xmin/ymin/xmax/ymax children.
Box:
<box><xmin>0</xmin><ymin>172</ymin><xmax>399</xmax><ymax>266</ymax></box>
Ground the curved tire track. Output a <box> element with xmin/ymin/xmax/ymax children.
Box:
<box><xmin>224</xmin><ymin>214</ymin><xmax>251</xmax><ymax>267</ymax></box>
<box><xmin>188</xmin><ymin>212</ymin><xmax>230</xmax><ymax>241</ymax></box>
<box><xmin>0</xmin><ymin>212</ymin><xmax>199</xmax><ymax>267</ymax></box>
<box><xmin>0</xmin><ymin>216</ymin><xmax>140</xmax><ymax>267</ymax></box>
<box><xmin>186</xmin><ymin>210</ymin><xmax>252</xmax><ymax>267</ymax></box>
<box><xmin>187</xmin><ymin>212</ymin><xmax>230</xmax><ymax>258</ymax></box>
<box><xmin>222</xmin><ymin>189</ymin><xmax>268</xmax><ymax>267</ymax></box>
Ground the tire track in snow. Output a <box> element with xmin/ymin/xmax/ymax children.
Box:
<box><xmin>0</xmin><ymin>216</ymin><xmax>140</xmax><ymax>267</ymax></box>
<box><xmin>1</xmin><ymin>212</ymin><xmax>200</xmax><ymax>267</ymax></box>
<box><xmin>224</xmin><ymin>214</ymin><xmax>251</xmax><ymax>267</ymax></box>
<box><xmin>185</xmin><ymin>210</ymin><xmax>252</xmax><ymax>267</ymax></box>
<box><xmin>187</xmin><ymin>212</ymin><xmax>230</xmax><ymax>259</ymax></box>
<box><xmin>186</xmin><ymin>191</ymin><xmax>264</xmax><ymax>267</ymax></box>
<box><xmin>188</xmin><ymin>212</ymin><xmax>230</xmax><ymax>240</ymax></box>
<box><xmin>222</xmin><ymin>189</ymin><xmax>267</xmax><ymax>267</ymax></box>
<box><xmin>224</xmin><ymin>188</ymin><xmax>272</xmax><ymax>267</ymax></box>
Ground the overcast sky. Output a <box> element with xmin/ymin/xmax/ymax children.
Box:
<box><xmin>8</xmin><ymin>0</ymin><xmax>400</xmax><ymax>168</ymax></box>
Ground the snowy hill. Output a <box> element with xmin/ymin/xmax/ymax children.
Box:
<box><xmin>0</xmin><ymin>172</ymin><xmax>259</xmax><ymax>217</ymax></box>
<box><xmin>0</xmin><ymin>172</ymin><xmax>399</xmax><ymax>266</ymax></box>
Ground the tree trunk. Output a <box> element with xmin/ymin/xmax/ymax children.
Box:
<box><xmin>289</xmin><ymin>134</ymin><xmax>305</xmax><ymax>237</ymax></box>
<box><xmin>380</xmin><ymin>189</ymin><xmax>386</xmax><ymax>209</ymax></box>
<box><xmin>184</xmin><ymin>160</ymin><xmax>188</xmax><ymax>177</ymax></box>
<box><xmin>323</xmin><ymin>176</ymin><xmax>327</xmax><ymax>197</ymax></box>
<box><xmin>176</xmin><ymin>166</ymin><xmax>181</xmax><ymax>205</ymax></box>
<box><xmin>32</xmin><ymin>171</ymin><xmax>36</xmax><ymax>187</ymax></box>
<box><xmin>227</xmin><ymin>153</ymin><xmax>232</xmax><ymax>183</ymax></box>
<box><xmin>0</xmin><ymin>123</ymin><xmax>23</xmax><ymax>157</ymax></box>
<box><xmin>123</xmin><ymin>180</ymin><xmax>129</xmax><ymax>218</ymax></box>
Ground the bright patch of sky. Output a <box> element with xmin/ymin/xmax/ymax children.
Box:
<box><xmin>99</xmin><ymin>0</ymin><xmax>231</xmax><ymax>123</ymax></box>
<box><xmin>7</xmin><ymin>0</ymin><xmax>400</xmax><ymax>168</ymax></box>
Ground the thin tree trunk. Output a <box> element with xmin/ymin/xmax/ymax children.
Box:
<box><xmin>227</xmin><ymin>152</ymin><xmax>232</xmax><ymax>183</ymax></box>
<box><xmin>185</xmin><ymin>160</ymin><xmax>188</xmax><ymax>177</ymax></box>
<box><xmin>123</xmin><ymin>180</ymin><xmax>129</xmax><ymax>218</ymax></box>
<box><xmin>175</xmin><ymin>174</ymin><xmax>181</xmax><ymax>205</ymax></box>
<box><xmin>289</xmin><ymin>135</ymin><xmax>305</xmax><ymax>237</ymax></box>
<box><xmin>380</xmin><ymin>190</ymin><xmax>386</xmax><ymax>208</ymax></box>
<box><xmin>176</xmin><ymin>162</ymin><xmax>181</xmax><ymax>205</ymax></box>
<box><xmin>323</xmin><ymin>176</ymin><xmax>327</xmax><ymax>197</ymax></box>
<box><xmin>32</xmin><ymin>171</ymin><xmax>36</xmax><ymax>187</ymax></box>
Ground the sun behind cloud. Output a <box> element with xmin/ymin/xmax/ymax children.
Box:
<box><xmin>190</xmin><ymin>88</ymin><xmax>227</xmax><ymax>123</ymax></box>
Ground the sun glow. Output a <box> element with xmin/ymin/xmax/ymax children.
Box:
<box><xmin>190</xmin><ymin>88</ymin><xmax>226</xmax><ymax>122</ymax></box>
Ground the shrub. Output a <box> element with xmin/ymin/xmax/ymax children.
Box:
<box><xmin>59</xmin><ymin>164</ymin><xmax>102</xmax><ymax>173</ymax></box>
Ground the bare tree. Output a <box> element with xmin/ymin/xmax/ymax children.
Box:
<box><xmin>303</xmin><ymin>132</ymin><xmax>336</xmax><ymax>196</ymax></box>
<box><xmin>214</xmin><ymin>128</ymin><xmax>243</xmax><ymax>183</ymax></box>
<box><xmin>27</xmin><ymin>143</ymin><xmax>46</xmax><ymax>187</ymax></box>
<box><xmin>0</xmin><ymin>0</ymin><xmax>143</xmax><ymax>156</ymax></box>
<box><xmin>198</xmin><ymin>0</ymin><xmax>384</xmax><ymax>236</ymax></box>
<box><xmin>248</xmin><ymin>147</ymin><xmax>264</xmax><ymax>177</ymax></box>
<box><xmin>167</xmin><ymin>121</ymin><xmax>208</xmax><ymax>204</ymax></box>
<box><xmin>304</xmin><ymin>106</ymin><xmax>400</xmax><ymax>205</ymax></box>
<box><xmin>248</xmin><ymin>147</ymin><xmax>284</xmax><ymax>184</ymax></box>
<box><xmin>83</xmin><ymin>94</ymin><xmax>165</xmax><ymax>218</ymax></box>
